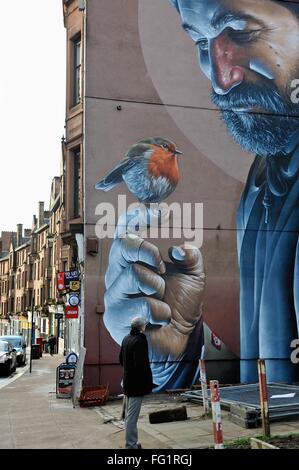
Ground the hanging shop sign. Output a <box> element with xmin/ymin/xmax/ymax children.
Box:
<box><xmin>57</xmin><ymin>272</ymin><xmax>65</xmax><ymax>291</ymax></box>
<box><xmin>69</xmin><ymin>280</ymin><xmax>81</xmax><ymax>292</ymax></box>
<box><xmin>64</xmin><ymin>270</ymin><xmax>80</xmax><ymax>288</ymax></box>
<box><xmin>66</xmin><ymin>352</ymin><xmax>78</xmax><ymax>365</ymax></box>
<box><xmin>65</xmin><ymin>305</ymin><xmax>79</xmax><ymax>319</ymax></box>
<box><xmin>68</xmin><ymin>293</ymin><xmax>80</xmax><ymax>307</ymax></box>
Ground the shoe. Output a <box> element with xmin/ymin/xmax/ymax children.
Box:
<box><xmin>137</xmin><ymin>443</ymin><xmax>142</xmax><ymax>449</ymax></box>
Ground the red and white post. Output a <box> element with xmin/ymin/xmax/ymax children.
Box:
<box><xmin>199</xmin><ymin>360</ymin><xmax>209</xmax><ymax>415</ymax></box>
<box><xmin>258</xmin><ymin>359</ymin><xmax>271</xmax><ymax>437</ymax></box>
<box><xmin>210</xmin><ymin>380</ymin><xmax>224</xmax><ymax>449</ymax></box>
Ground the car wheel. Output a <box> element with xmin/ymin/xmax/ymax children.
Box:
<box><xmin>4</xmin><ymin>361</ymin><xmax>12</xmax><ymax>376</ymax></box>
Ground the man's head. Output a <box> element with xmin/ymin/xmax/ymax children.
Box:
<box><xmin>130</xmin><ymin>316</ymin><xmax>146</xmax><ymax>332</ymax></box>
<box><xmin>170</xmin><ymin>0</ymin><xmax>299</xmax><ymax>156</ymax></box>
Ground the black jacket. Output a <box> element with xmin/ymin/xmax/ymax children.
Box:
<box><xmin>119</xmin><ymin>330</ymin><xmax>153</xmax><ymax>397</ymax></box>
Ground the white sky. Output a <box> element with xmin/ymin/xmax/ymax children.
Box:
<box><xmin>0</xmin><ymin>0</ymin><xmax>66</xmax><ymax>232</ymax></box>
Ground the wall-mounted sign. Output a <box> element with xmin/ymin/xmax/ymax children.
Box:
<box><xmin>65</xmin><ymin>305</ymin><xmax>79</xmax><ymax>319</ymax></box>
<box><xmin>65</xmin><ymin>270</ymin><xmax>80</xmax><ymax>287</ymax></box>
<box><xmin>57</xmin><ymin>272</ymin><xmax>65</xmax><ymax>291</ymax></box>
<box><xmin>66</xmin><ymin>352</ymin><xmax>78</xmax><ymax>365</ymax></box>
<box><xmin>69</xmin><ymin>280</ymin><xmax>81</xmax><ymax>292</ymax></box>
<box><xmin>68</xmin><ymin>294</ymin><xmax>80</xmax><ymax>307</ymax></box>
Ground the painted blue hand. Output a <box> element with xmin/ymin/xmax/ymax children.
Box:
<box><xmin>103</xmin><ymin>234</ymin><xmax>205</xmax><ymax>388</ymax></box>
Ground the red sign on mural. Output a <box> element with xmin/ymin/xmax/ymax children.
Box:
<box><xmin>57</xmin><ymin>272</ymin><xmax>65</xmax><ymax>291</ymax></box>
<box><xmin>211</xmin><ymin>332</ymin><xmax>222</xmax><ymax>351</ymax></box>
<box><xmin>65</xmin><ymin>305</ymin><xmax>79</xmax><ymax>319</ymax></box>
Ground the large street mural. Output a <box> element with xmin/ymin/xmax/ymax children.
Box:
<box><xmin>169</xmin><ymin>0</ymin><xmax>299</xmax><ymax>384</ymax></box>
<box><xmin>96</xmin><ymin>0</ymin><xmax>299</xmax><ymax>389</ymax></box>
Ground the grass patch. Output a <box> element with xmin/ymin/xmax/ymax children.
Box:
<box><xmin>224</xmin><ymin>437</ymin><xmax>251</xmax><ymax>449</ymax></box>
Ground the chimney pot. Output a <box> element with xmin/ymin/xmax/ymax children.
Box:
<box><xmin>38</xmin><ymin>202</ymin><xmax>45</xmax><ymax>228</ymax></box>
<box><xmin>17</xmin><ymin>224</ymin><xmax>23</xmax><ymax>247</ymax></box>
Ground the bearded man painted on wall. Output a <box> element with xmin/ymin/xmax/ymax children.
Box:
<box><xmin>170</xmin><ymin>0</ymin><xmax>299</xmax><ymax>383</ymax></box>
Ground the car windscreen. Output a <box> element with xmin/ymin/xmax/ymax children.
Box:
<box><xmin>0</xmin><ymin>341</ymin><xmax>9</xmax><ymax>352</ymax></box>
<box><xmin>0</xmin><ymin>337</ymin><xmax>21</xmax><ymax>347</ymax></box>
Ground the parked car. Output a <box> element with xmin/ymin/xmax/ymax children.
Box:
<box><xmin>0</xmin><ymin>340</ymin><xmax>17</xmax><ymax>376</ymax></box>
<box><xmin>0</xmin><ymin>335</ymin><xmax>27</xmax><ymax>366</ymax></box>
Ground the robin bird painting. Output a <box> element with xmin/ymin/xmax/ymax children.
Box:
<box><xmin>95</xmin><ymin>137</ymin><xmax>182</xmax><ymax>203</ymax></box>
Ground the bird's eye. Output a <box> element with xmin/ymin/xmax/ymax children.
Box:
<box><xmin>162</xmin><ymin>143</ymin><xmax>169</xmax><ymax>149</ymax></box>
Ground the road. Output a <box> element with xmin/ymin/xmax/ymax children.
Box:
<box><xmin>0</xmin><ymin>363</ymin><xmax>29</xmax><ymax>390</ymax></box>
<box><xmin>0</xmin><ymin>358</ymin><xmax>30</xmax><ymax>389</ymax></box>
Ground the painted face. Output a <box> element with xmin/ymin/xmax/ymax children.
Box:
<box><xmin>174</xmin><ymin>0</ymin><xmax>299</xmax><ymax>156</ymax></box>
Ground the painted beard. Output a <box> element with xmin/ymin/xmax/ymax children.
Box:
<box><xmin>211</xmin><ymin>82</ymin><xmax>299</xmax><ymax>156</ymax></box>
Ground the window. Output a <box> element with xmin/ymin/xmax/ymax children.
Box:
<box><xmin>73</xmin><ymin>148</ymin><xmax>81</xmax><ymax>218</ymax></box>
<box><xmin>73</xmin><ymin>36</ymin><xmax>81</xmax><ymax>105</ymax></box>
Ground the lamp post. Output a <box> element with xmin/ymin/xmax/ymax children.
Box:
<box><xmin>29</xmin><ymin>300</ymin><xmax>35</xmax><ymax>374</ymax></box>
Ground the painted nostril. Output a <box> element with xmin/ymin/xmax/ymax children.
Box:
<box><xmin>231</xmin><ymin>66</ymin><xmax>244</xmax><ymax>84</ymax></box>
<box><xmin>213</xmin><ymin>85</ymin><xmax>231</xmax><ymax>95</ymax></box>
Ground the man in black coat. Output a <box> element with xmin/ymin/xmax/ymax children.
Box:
<box><xmin>48</xmin><ymin>335</ymin><xmax>57</xmax><ymax>356</ymax></box>
<box><xmin>119</xmin><ymin>316</ymin><xmax>153</xmax><ymax>449</ymax></box>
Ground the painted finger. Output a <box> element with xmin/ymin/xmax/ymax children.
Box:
<box><xmin>106</xmin><ymin>234</ymin><xmax>166</xmax><ymax>288</ymax></box>
<box><xmin>107</xmin><ymin>263</ymin><xmax>165</xmax><ymax>300</ymax></box>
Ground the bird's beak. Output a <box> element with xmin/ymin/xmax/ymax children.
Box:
<box><xmin>175</xmin><ymin>149</ymin><xmax>183</xmax><ymax>156</ymax></box>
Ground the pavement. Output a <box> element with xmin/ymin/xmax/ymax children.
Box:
<box><xmin>0</xmin><ymin>353</ymin><xmax>299</xmax><ymax>449</ymax></box>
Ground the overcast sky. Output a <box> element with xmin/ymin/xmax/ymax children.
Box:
<box><xmin>0</xmin><ymin>0</ymin><xmax>66</xmax><ymax>232</ymax></box>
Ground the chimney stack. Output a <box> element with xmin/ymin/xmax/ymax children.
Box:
<box><xmin>17</xmin><ymin>224</ymin><xmax>23</xmax><ymax>247</ymax></box>
<box><xmin>24</xmin><ymin>229</ymin><xmax>32</xmax><ymax>238</ymax></box>
<box><xmin>38</xmin><ymin>202</ymin><xmax>45</xmax><ymax>228</ymax></box>
<box><xmin>32</xmin><ymin>215</ymin><xmax>37</xmax><ymax>231</ymax></box>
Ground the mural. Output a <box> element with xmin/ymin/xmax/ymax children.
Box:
<box><xmin>169</xmin><ymin>0</ymin><xmax>299</xmax><ymax>383</ymax></box>
<box><xmin>95</xmin><ymin>138</ymin><xmax>207</xmax><ymax>391</ymax></box>
<box><xmin>96</xmin><ymin>0</ymin><xmax>299</xmax><ymax>389</ymax></box>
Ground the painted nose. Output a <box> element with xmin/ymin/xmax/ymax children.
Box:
<box><xmin>210</xmin><ymin>34</ymin><xmax>245</xmax><ymax>95</ymax></box>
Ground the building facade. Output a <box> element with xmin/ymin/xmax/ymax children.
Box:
<box><xmin>62</xmin><ymin>0</ymin><xmax>248</xmax><ymax>396</ymax></box>
<box><xmin>0</xmin><ymin>169</ymin><xmax>77</xmax><ymax>352</ymax></box>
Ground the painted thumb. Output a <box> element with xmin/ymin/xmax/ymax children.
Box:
<box><xmin>168</xmin><ymin>244</ymin><xmax>203</xmax><ymax>271</ymax></box>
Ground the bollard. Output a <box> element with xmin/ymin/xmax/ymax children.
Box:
<box><xmin>210</xmin><ymin>380</ymin><xmax>224</xmax><ymax>449</ymax></box>
<box><xmin>257</xmin><ymin>359</ymin><xmax>271</xmax><ymax>437</ymax></box>
<box><xmin>199</xmin><ymin>360</ymin><xmax>209</xmax><ymax>415</ymax></box>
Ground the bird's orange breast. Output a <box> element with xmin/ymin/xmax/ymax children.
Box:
<box><xmin>147</xmin><ymin>149</ymin><xmax>180</xmax><ymax>184</ymax></box>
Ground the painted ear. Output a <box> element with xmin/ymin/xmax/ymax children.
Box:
<box><xmin>169</xmin><ymin>0</ymin><xmax>179</xmax><ymax>12</ymax></box>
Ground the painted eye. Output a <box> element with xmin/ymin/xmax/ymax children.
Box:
<box><xmin>196</xmin><ymin>38</ymin><xmax>208</xmax><ymax>51</ymax></box>
<box><xmin>227</xmin><ymin>28</ymin><xmax>261</xmax><ymax>44</ymax></box>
